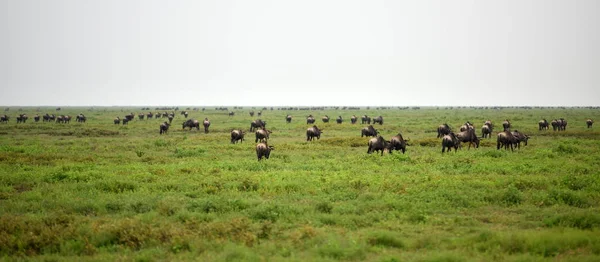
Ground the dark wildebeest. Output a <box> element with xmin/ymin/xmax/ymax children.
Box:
<box><xmin>481</xmin><ymin>125</ymin><xmax>492</xmax><ymax>139</ymax></box>
<box><xmin>497</xmin><ymin>131</ymin><xmax>517</xmax><ymax>151</ymax></box>
<box><xmin>147</xmin><ymin>112</ymin><xmax>154</xmax><ymax>119</ymax></box>
<box><xmin>231</xmin><ymin>129</ymin><xmax>245</xmax><ymax>144</ymax></box>
<box><xmin>460</xmin><ymin>121</ymin><xmax>473</xmax><ymax>132</ymax></box>
<box><xmin>336</xmin><ymin>116</ymin><xmax>343</xmax><ymax>124</ymax></box>
<box><xmin>63</xmin><ymin>115</ymin><xmax>71</xmax><ymax>123</ymax></box>
<box><xmin>511</xmin><ymin>130</ymin><xmax>529</xmax><ymax>149</ymax></box>
<box><xmin>306</xmin><ymin>115</ymin><xmax>315</xmax><ymax>124</ymax></box>
<box><xmin>502</xmin><ymin>120</ymin><xmax>511</xmax><ymax>131</ymax></box>
<box><xmin>306</xmin><ymin>125</ymin><xmax>322</xmax><ymax>141</ymax></box>
<box><xmin>255</xmin><ymin>128</ymin><xmax>272</xmax><ymax>142</ymax></box>
<box><xmin>122</xmin><ymin>117</ymin><xmax>129</xmax><ymax>125</ymax></box>
<box><xmin>587</xmin><ymin>119</ymin><xmax>593</xmax><ymax>128</ymax></box>
<box><xmin>539</xmin><ymin>119</ymin><xmax>549</xmax><ymax>130</ymax></box>
<box><xmin>361</xmin><ymin>115</ymin><xmax>371</xmax><ymax>124</ymax></box>
<box><xmin>484</xmin><ymin>120</ymin><xmax>493</xmax><ymax>130</ymax></box>
<box><xmin>361</xmin><ymin>125</ymin><xmax>378</xmax><ymax>137</ymax></box>
<box><xmin>167</xmin><ymin>114</ymin><xmax>174</xmax><ymax>124</ymax></box>
<box><xmin>155</xmin><ymin>112</ymin><xmax>161</xmax><ymax>119</ymax></box>
<box><xmin>249</xmin><ymin>111</ymin><xmax>255</xmax><ymax>117</ymax></box>
<box><xmin>114</xmin><ymin>117</ymin><xmax>121</xmax><ymax>125</ymax></box>
<box><xmin>286</xmin><ymin>115</ymin><xmax>292</xmax><ymax>123</ymax></box>
<box><xmin>0</xmin><ymin>115</ymin><xmax>8</xmax><ymax>123</ymax></box>
<box><xmin>76</xmin><ymin>114</ymin><xmax>86</xmax><ymax>123</ymax></box>
<box><xmin>182</xmin><ymin>111</ymin><xmax>189</xmax><ymax>118</ymax></box>
<box><xmin>437</xmin><ymin>124</ymin><xmax>451</xmax><ymax>138</ymax></box>
<box><xmin>441</xmin><ymin>133</ymin><xmax>460</xmax><ymax>153</ymax></box>
<box><xmin>138</xmin><ymin>113</ymin><xmax>145</xmax><ymax>120</ymax></box>
<box><xmin>125</xmin><ymin>113</ymin><xmax>135</xmax><ymax>122</ymax></box>
<box><xmin>559</xmin><ymin>118</ymin><xmax>567</xmax><ymax>131</ymax></box>
<box><xmin>372</xmin><ymin>116</ymin><xmax>383</xmax><ymax>125</ymax></box>
<box><xmin>322</xmin><ymin>115</ymin><xmax>330</xmax><ymax>123</ymax></box>
<box><xmin>551</xmin><ymin>119</ymin><xmax>559</xmax><ymax>131</ymax></box>
<box><xmin>182</xmin><ymin>119</ymin><xmax>200</xmax><ymax>130</ymax></box>
<box><xmin>55</xmin><ymin>115</ymin><xmax>65</xmax><ymax>123</ymax></box>
<box><xmin>250</xmin><ymin>119</ymin><xmax>266</xmax><ymax>132</ymax></box>
<box><xmin>203</xmin><ymin>118</ymin><xmax>210</xmax><ymax>133</ymax></box>
<box><xmin>159</xmin><ymin>122</ymin><xmax>170</xmax><ymax>135</ymax></box>
<box><xmin>256</xmin><ymin>142</ymin><xmax>274</xmax><ymax>161</ymax></box>
<box><xmin>16</xmin><ymin>114</ymin><xmax>28</xmax><ymax>123</ymax></box>
<box><xmin>367</xmin><ymin>136</ymin><xmax>390</xmax><ymax>156</ymax></box>
<box><xmin>34</xmin><ymin>114</ymin><xmax>40</xmax><ymax>122</ymax></box>
<box><xmin>162</xmin><ymin>112</ymin><xmax>169</xmax><ymax>118</ymax></box>
<box><xmin>228</xmin><ymin>111</ymin><xmax>235</xmax><ymax>117</ymax></box>
<box><xmin>350</xmin><ymin>115</ymin><xmax>357</xmax><ymax>124</ymax></box>
<box><xmin>455</xmin><ymin>128</ymin><xmax>480</xmax><ymax>149</ymax></box>
<box><xmin>257</xmin><ymin>111</ymin><xmax>262</xmax><ymax>117</ymax></box>
<box><xmin>389</xmin><ymin>133</ymin><xmax>407</xmax><ymax>154</ymax></box>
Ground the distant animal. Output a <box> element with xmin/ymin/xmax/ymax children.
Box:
<box><xmin>441</xmin><ymin>133</ymin><xmax>460</xmax><ymax>153</ymax></box>
<box><xmin>306</xmin><ymin>125</ymin><xmax>323</xmax><ymax>141</ymax></box>
<box><xmin>147</xmin><ymin>112</ymin><xmax>154</xmax><ymax>119</ymax></box>
<box><xmin>203</xmin><ymin>118</ymin><xmax>210</xmax><ymax>133</ymax></box>
<box><xmin>249</xmin><ymin>111</ymin><xmax>255</xmax><ymax>117</ymax></box>
<box><xmin>255</xmin><ymin>128</ymin><xmax>272</xmax><ymax>143</ymax></box>
<box><xmin>389</xmin><ymin>133</ymin><xmax>407</xmax><ymax>154</ymax></box>
<box><xmin>587</xmin><ymin>119</ymin><xmax>593</xmax><ymax>128</ymax></box>
<box><xmin>511</xmin><ymin>130</ymin><xmax>529</xmax><ymax>149</ymax></box>
<box><xmin>138</xmin><ymin>113</ymin><xmax>144</xmax><ymax>120</ymax></box>
<box><xmin>122</xmin><ymin>118</ymin><xmax>129</xmax><ymax>125</ymax></box>
<box><xmin>559</xmin><ymin>118</ymin><xmax>567</xmax><ymax>131</ymax></box>
<box><xmin>437</xmin><ymin>124</ymin><xmax>451</xmax><ymax>138</ymax></box>
<box><xmin>551</xmin><ymin>119</ymin><xmax>560</xmax><ymax>131</ymax></box>
<box><xmin>484</xmin><ymin>120</ymin><xmax>493</xmax><ymax>130</ymax></box>
<box><xmin>497</xmin><ymin>131</ymin><xmax>517</xmax><ymax>151</ymax></box>
<box><xmin>460</xmin><ymin>121</ymin><xmax>473</xmax><ymax>132</ymax></box>
<box><xmin>502</xmin><ymin>120</ymin><xmax>511</xmax><ymax>131</ymax></box>
<box><xmin>125</xmin><ymin>113</ymin><xmax>135</xmax><ymax>122</ymax></box>
<box><xmin>538</xmin><ymin>119</ymin><xmax>549</xmax><ymax>130</ymax></box>
<box><xmin>372</xmin><ymin>116</ymin><xmax>383</xmax><ymax>125</ymax></box>
<box><xmin>16</xmin><ymin>114</ymin><xmax>27</xmax><ymax>123</ymax></box>
<box><xmin>361</xmin><ymin>115</ymin><xmax>371</xmax><ymax>124</ymax></box>
<box><xmin>455</xmin><ymin>128</ymin><xmax>480</xmax><ymax>149</ymax></box>
<box><xmin>336</xmin><ymin>116</ymin><xmax>343</xmax><ymax>124</ymax></box>
<box><xmin>231</xmin><ymin>129</ymin><xmax>245</xmax><ymax>144</ymax></box>
<box><xmin>250</xmin><ymin>119</ymin><xmax>266</xmax><ymax>132</ymax></box>
<box><xmin>0</xmin><ymin>115</ymin><xmax>8</xmax><ymax>123</ymax></box>
<box><xmin>167</xmin><ymin>114</ymin><xmax>174</xmax><ymax>124</ymax></box>
<box><xmin>256</xmin><ymin>142</ymin><xmax>274</xmax><ymax>161</ymax></box>
<box><xmin>228</xmin><ymin>111</ymin><xmax>235</xmax><ymax>117</ymax></box>
<box><xmin>361</xmin><ymin>125</ymin><xmax>378</xmax><ymax>137</ymax></box>
<box><xmin>350</xmin><ymin>115</ymin><xmax>357</xmax><ymax>124</ymax></box>
<box><xmin>322</xmin><ymin>115</ymin><xmax>330</xmax><ymax>123</ymax></box>
<box><xmin>257</xmin><ymin>111</ymin><xmax>262</xmax><ymax>117</ymax></box>
<box><xmin>286</xmin><ymin>115</ymin><xmax>292</xmax><ymax>123</ymax></box>
<box><xmin>114</xmin><ymin>117</ymin><xmax>121</xmax><ymax>125</ymax></box>
<box><xmin>182</xmin><ymin>119</ymin><xmax>200</xmax><ymax>130</ymax></box>
<box><xmin>34</xmin><ymin>114</ymin><xmax>40</xmax><ymax>122</ymax></box>
<box><xmin>183</xmin><ymin>111</ymin><xmax>189</xmax><ymax>118</ymax></box>
<box><xmin>481</xmin><ymin>125</ymin><xmax>492</xmax><ymax>138</ymax></box>
<box><xmin>159</xmin><ymin>122</ymin><xmax>170</xmax><ymax>134</ymax></box>
<box><xmin>306</xmin><ymin>115</ymin><xmax>315</xmax><ymax>124</ymax></box>
<box><xmin>367</xmin><ymin>136</ymin><xmax>390</xmax><ymax>156</ymax></box>
<box><xmin>76</xmin><ymin>114</ymin><xmax>86</xmax><ymax>123</ymax></box>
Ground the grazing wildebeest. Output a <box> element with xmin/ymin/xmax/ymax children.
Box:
<box><xmin>306</xmin><ymin>125</ymin><xmax>322</xmax><ymax>141</ymax></box>
<box><xmin>322</xmin><ymin>115</ymin><xmax>330</xmax><ymax>123</ymax></box>
<box><xmin>336</xmin><ymin>116</ymin><xmax>343</xmax><ymax>124</ymax></box>
<box><xmin>147</xmin><ymin>112</ymin><xmax>154</xmax><ymax>119</ymax></box>
<box><xmin>389</xmin><ymin>133</ymin><xmax>407</xmax><ymax>154</ymax></box>
<box><xmin>34</xmin><ymin>114</ymin><xmax>40</xmax><ymax>122</ymax></box>
<box><xmin>367</xmin><ymin>136</ymin><xmax>390</xmax><ymax>155</ymax></box>
<box><xmin>16</xmin><ymin>114</ymin><xmax>28</xmax><ymax>123</ymax></box>
<box><xmin>460</xmin><ymin>121</ymin><xmax>473</xmax><ymax>132</ymax></box>
<box><xmin>125</xmin><ymin>113</ymin><xmax>135</xmax><ymax>122</ymax></box>
<box><xmin>159</xmin><ymin>122</ymin><xmax>170</xmax><ymax>134</ymax></box>
<box><xmin>286</xmin><ymin>115</ymin><xmax>292</xmax><ymax>123</ymax></box>
<box><xmin>455</xmin><ymin>128</ymin><xmax>480</xmax><ymax>149</ymax></box>
<box><xmin>257</xmin><ymin>111</ymin><xmax>262</xmax><ymax>117</ymax></box>
<box><xmin>502</xmin><ymin>120</ymin><xmax>511</xmax><ymax>131</ymax></box>
<box><xmin>350</xmin><ymin>115</ymin><xmax>357</xmax><ymax>124</ymax></box>
<box><xmin>437</xmin><ymin>124</ymin><xmax>451</xmax><ymax>138</ymax></box>
<box><xmin>63</xmin><ymin>115</ymin><xmax>71</xmax><ymax>123</ymax></box>
<box><xmin>182</xmin><ymin>111</ymin><xmax>189</xmax><ymax>118</ymax></box>
<box><xmin>481</xmin><ymin>125</ymin><xmax>492</xmax><ymax>138</ymax></box>
<box><xmin>55</xmin><ymin>115</ymin><xmax>65</xmax><ymax>123</ymax></box>
<box><xmin>372</xmin><ymin>116</ymin><xmax>383</xmax><ymax>125</ymax></box>
<box><xmin>138</xmin><ymin>113</ymin><xmax>145</xmax><ymax>120</ymax></box>
<box><xmin>361</xmin><ymin>115</ymin><xmax>371</xmax><ymax>124</ymax></box>
<box><xmin>250</xmin><ymin>119</ymin><xmax>266</xmax><ymax>132</ymax></box>
<box><xmin>167</xmin><ymin>114</ymin><xmax>174</xmax><ymax>124</ymax></box>
<box><xmin>76</xmin><ymin>114</ymin><xmax>86</xmax><ymax>123</ymax></box>
<box><xmin>306</xmin><ymin>115</ymin><xmax>315</xmax><ymax>124</ymax></box>
<box><xmin>587</xmin><ymin>119</ymin><xmax>593</xmax><ymax>128</ymax></box>
<box><xmin>182</xmin><ymin>119</ymin><xmax>200</xmax><ymax>130</ymax></box>
<box><xmin>497</xmin><ymin>131</ymin><xmax>517</xmax><ymax>151</ymax></box>
<box><xmin>155</xmin><ymin>112</ymin><xmax>161</xmax><ymax>119</ymax></box>
<box><xmin>228</xmin><ymin>111</ymin><xmax>235</xmax><ymax>117</ymax></box>
<box><xmin>162</xmin><ymin>112</ymin><xmax>169</xmax><ymax>118</ymax></box>
<box><xmin>255</xmin><ymin>128</ymin><xmax>271</xmax><ymax>142</ymax></box>
<box><xmin>256</xmin><ymin>142</ymin><xmax>274</xmax><ymax>160</ymax></box>
<box><xmin>538</xmin><ymin>119</ymin><xmax>549</xmax><ymax>130</ymax></box>
<box><xmin>361</xmin><ymin>125</ymin><xmax>378</xmax><ymax>137</ymax></box>
<box><xmin>249</xmin><ymin>111</ymin><xmax>255</xmax><ymax>117</ymax></box>
<box><xmin>231</xmin><ymin>129</ymin><xmax>245</xmax><ymax>144</ymax></box>
<box><xmin>113</xmin><ymin>117</ymin><xmax>120</xmax><ymax>125</ymax></box>
<box><xmin>0</xmin><ymin>115</ymin><xmax>8</xmax><ymax>123</ymax></box>
<box><xmin>203</xmin><ymin>118</ymin><xmax>210</xmax><ymax>133</ymax></box>
<box><xmin>511</xmin><ymin>130</ymin><xmax>529</xmax><ymax>149</ymax></box>
<box><xmin>441</xmin><ymin>133</ymin><xmax>460</xmax><ymax>153</ymax></box>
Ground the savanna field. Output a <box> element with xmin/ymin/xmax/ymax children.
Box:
<box><xmin>1</xmin><ymin>106</ymin><xmax>599</xmax><ymax>261</ymax></box>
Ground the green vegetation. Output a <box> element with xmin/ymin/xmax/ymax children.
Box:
<box><xmin>1</xmin><ymin>106</ymin><xmax>599</xmax><ymax>261</ymax></box>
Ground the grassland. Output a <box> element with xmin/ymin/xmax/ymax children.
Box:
<box><xmin>1</xmin><ymin>106</ymin><xmax>599</xmax><ymax>261</ymax></box>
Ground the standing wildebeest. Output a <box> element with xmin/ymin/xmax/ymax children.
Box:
<box><xmin>322</xmin><ymin>115</ymin><xmax>330</xmax><ymax>123</ymax></box>
<box><xmin>437</xmin><ymin>124</ymin><xmax>451</xmax><ymax>138</ymax></box>
<box><xmin>249</xmin><ymin>111</ymin><xmax>255</xmax><ymax>117</ymax></box>
<box><xmin>361</xmin><ymin>125</ymin><xmax>378</xmax><ymax>137</ymax></box>
<box><xmin>76</xmin><ymin>114</ymin><xmax>86</xmax><ymax>123</ymax></box>
<box><xmin>481</xmin><ymin>124</ymin><xmax>492</xmax><ymax>138</ymax></box>
<box><xmin>559</xmin><ymin>118</ymin><xmax>567</xmax><ymax>131</ymax></box>
<box><xmin>502</xmin><ymin>120</ymin><xmax>511</xmax><ymax>131</ymax></box>
<box><xmin>286</xmin><ymin>115</ymin><xmax>292</xmax><ymax>123</ymax></box>
<box><xmin>231</xmin><ymin>129</ymin><xmax>245</xmax><ymax>144</ymax></box>
<box><xmin>389</xmin><ymin>133</ymin><xmax>407</xmax><ymax>154</ymax></box>
<box><xmin>55</xmin><ymin>115</ymin><xmax>65</xmax><ymax>123</ymax></box>
<box><xmin>456</xmin><ymin>128</ymin><xmax>480</xmax><ymax>149</ymax></box>
<box><xmin>372</xmin><ymin>116</ymin><xmax>383</xmax><ymax>125</ymax></box>
<box><xmin>0</xmin><ymin>115</ymin><xmax>8</xmax><ymax>123</ymax></box>
<box><xmin>306</xmin><ymin>115</ymin><xmax>315</xmax><ymax>124</ymax></box>
<box><xmin>551</xmin><ymin>119</ymin><xmax>559</xmax><ymax>131</ymax></box>
<box><xmin>114</xmin><ymin>117</ymin><xmax>121</xmax><ymax>125</ymax></box>
<box><xmin>350</xmin><ymin>115</ymin><xmax>357</xmax><ymax>124</ymax></box>
<box><xmin>497</xmin><ymin>131</ymin><xmax>517</xmax><ymax>151</ymax></box>
<box><xmin>306</xmin><ymin>125</ymin><xmax>323</xmax><ymax>141</ymax></box>
<box><xmin>587</xmin><ymin>119</ymin><xmax>593</xmax><ymax>128</ymax></box>
<box><xmin>125</xmin><ymin>113</ymin><xmax>135</xmax><ymax>122</ymax></box>
<box><xmin>34</xmin><ymin>114</ymin><xmax>40</xmax><ymax>122</ymax></box>
<box><xmin>182</xmin><ymin>111</ymin><xmax>189</xmax><ymax>118</ymax></box>
<box><xmin>255</xmin><ymin>128</ymin><xmax>271</xmax><ymax>142</ymax></box>
<box><xmin>155</xmin><ymin>112</ymin><xmax>161</xmax><ymax>119</ymax></box>
<box><xmin>511</xmin><ymin>130</ymin><xmax>529</xmax><ymax>149</ymax></box>
<box><xmin>257</xmin><ymin>111</ymin><xmax>262</xmax><ymax>117</ymax></box>
<box><xmin>460</xmin><ymin>121</ymin><xmax>473</xmax><ymax>132</ymax></box>
<box><xmin>16</xmin><ymin>114</ymin><xmax>28</xmax><ymax>123</ymax></box>
<box><xmin>367</xmin><ymin>136</ymin><xmax>390</xmax><ymax>155</ymax></box>
<box><xmin>122</xmin><ymin>117</ymin><xmax>129</xmax><ymax>125</ymax></box>
<box><xmin>539</xmin><ymin>119</ymin><xmax>549</xmax><ymax>130</ymax></box>
<box><xmin>228</xmin><ymin>111</ymin><xmax>235</xmax><ymax>117</ymax></box>
<box><xmin>484</xmin><ymin>120</ymin><xmax>493</xmax><ymax>129</ymax></box>
<box><xmin>147</xmin><ymin>112</ymin><xmax>153</xmax><ymax>119</ymax></box>
<box><xmin>138</xmin><ymin>113</ymin><xmax>145</xmax><ymax>120</ymax></box>
<box><xmin>203</xmin><ymin>118</ymin><xmax>210</xmax><ymax>133</ymax></box>
<box><xmin>336</xmin><ymin>116</ymin><xmax>343</xmax><ymax>124</ymax></box>
<box><xmin>182</xmin><ymin>119</ymin><xmax>200</xmax><ymax>130</ymax></box>
<box><xmin>63</xmin><ymin>115</ymin><xmax>72</xmax><ymax>123</ymax></box>
<box><xmin>159</xmin><ymin>122</ymin><xmax>170</xmax><ymax>134</ymax></box>
<box><xmin>167</xmin><ymin>114</ymin><xmax>174</xmax><ymax>124</ymax></box>
<box><xmin>441</xmin><ymin>133</ymin><xmax>460</xmax><ymax>153</ymax></box>
<box><xmin>256</xmin><ymin>142</ymin><xmax>274</xmax><ymax>161</ymax></box>
<box><xmin>361</xmin><ymin>115</ymin><xmax>371</xmax><ymax>124</ymax></box>
<box><xmin>250</xmin><ymin>119</ymin><xmax>266</xmax><ymax>132</ymax></box>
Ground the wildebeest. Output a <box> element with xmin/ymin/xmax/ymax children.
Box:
<box><xmin>437</xmin><ymin>124</ymin><xmax>451</xmax><ymax>138</ymax></box>
<box><xmin>389</xmin><ymin>133</ymin><xmax>407</xmax><ymax>154</ymax></box>
<box><xmin>481</xmin><ymin>124</ymin><xmax>492</xmax><ymax>138</ymax></box>
<box><xmin>76</xmin><ymin>114</ymin><xmax>86</xmax><ymax>123</ymax></box>
<box><xmin>350</xmin><ymin>115</ymin><xmax>357</xmax><ymax>124</ymax></box>
<box><xmin>551</xmin><ymin>119</ymin><xmax>559</xmax><ymax>131</ymax></box>
<box><xmin>441</xmin><ymin>133</ymin><xmax>460</xmax><ymax>153</ymax></box>
<box><xmin>484</xmin><ymin>120</ymin><xmax>493</xmax><ymax>129</ymax></box>
<box><xmin>372</xmin><ymin>116</ymin><xmax>383</xmax><ymax>125</ymax></box>
<box><xmin>182</xmin><ymin>119</ymin><xmax>200</xmax><ymax>130</ymax></box>
<box><xmin>587</xmin><ymin>119</ymin><xmax>593</xmax><ymax>128</ymax></box>
<box><xmin>497</xmin><ymin>131</ymin><xmax>517</xmax><ymax>151</ymax></box>
<box><xmin>455</xmin><ymin>128</ymin><xmax>480</xmax><ymax>149</ymax></box>
<box><xmin>0</xmin><ymin>115</ymin><xmax>8</xmax><ymax>123</ymax></box>
<box><xmin>322</xmin><ymin>115</ymin><xmax>330</xmax><ymax>123</ymax></box>
<box><xmin>255</xmin><ymin>128</ymin><xmax>272</xmax><ymax>142</ymax></box>
<box><xmin>122</xmin><ymin>117</ymin><xmax>129</xmax><ymax>125</ymax></box>
<box><xmin>336</xmin><ymin>116</ymin><xmax>343</xmax><ymax>124</ymax></box>
<box><xmin>228</xmin><ymin>111</ymin><xmax>235</xmax><ymax>117</ymax></box>
<box><xmin>182</xmin><ymin>111</ymin><xmax>189</xmax><ymax>118</ymax></box>
<box><xmin>147</xmin><ymin>112</ymin><xmax>154</xmax><ymax>119</ymax></box>
<box><xmin>250</xmin><ymin>119</ymin><xmax>266</xmax><ymax>132</ymax></box>
<box><xmin>63</xmin><ymin>115</ymin><xmax>71</xmax><ymax>123</ymax></box>
<box><xmin>231</xmin><ymin>129</ymin><xmax>245</xmax><ymax>144</ymax></box>
<box><xmin>114</xmin><ymin>117</ymin><xmax>121</xmax><ymax>125</ymax></box>
<box><xmin>286</xmin><ymin>115</ymin><xmax>292</xmax><ymax>123</ymax></box>
<box><xmin>306</xmin><ymin>125</ymin><xmax>323</xmax><ymax>141</ymax></box>
<box><xmin>257</xmin><ymin>111</ymin><xmax>262</xmax><ymax>117</ymax></box>
<box><xmin>306</xmin><ymin>115</ymin><xmax>315</xmax><ymax>124</ymax></box>
<box><xmin>33</xmin><ymin>114</ymin><xmax>40</xmax><ymax>122</ymax></box>
<box><xmin>154</xmin><ymin>112</ymin><xmax>161</xmax><ymax>119</ymax></box>
<box><xmin>361</xmin><ymin>125</ymin><xmax>378</xmax><ymax>137</ymax></box>
<box><xmin>367</xmin><ymin>136</ymin><xmax>390</xmax><ymax>155</ymax></box>
<box><xmin>502</xmin><ymin>120</ymin><xmax>511</xmax><ymax>131</ymax></box>
<box><xmin>460</xmin><ymin>121</ymin><xmax>473</xmax><ymax>132</ymax></box>
<box><xmin>256</xmin><ymin>142</ymin><xmax>274</xmax><ymax>160</ymax></box>
<box><xmin>16</xmin><ymin>114</ymin><xmax>28</xmax><ymax>123</ymax></box>
<box><xmin>538</xmin><ymin>119</ymin><xmax>549</xmax><ymax>130</ymax></box>
<box><xmin>138</xmin><ymin>113</ymin><xmax>145</xmax><ymax>120</ymax></box>
<box><xmin>249</xmin><ymin>111</ymin><xmax>255</xmax><ymax>117</ymax></box>
<box><xmin>55</xmin><ymin>115</ymin><xmax>65</xmax><ymax>123</ymax></box>
<box><xmin>361</xmin><ymin>115</ymin><xmax>371</xmax><ymax>124</ymax></box>
<box><xmin>159</xmin><ymin>122</ymin><xmax>170</xmax><ymax>135</ymax></box>
<box><xmin>203</xmin><ymin>118</ymin><xmax>210</xmax><ymax>133</ymax></box>
<box><xmin>558</xmin><ymin>118</ymin><xmax>567</xmax><ymax>131</ymax></box>
<box><xmin>125</xmin><ymin>113</ymin><xmax>135</xmax><ymax>122</ymax></box>
<box><xmin>511</xmin><ymin>130</ymin><xmax>529</xmax><ymax>149</ymax></box>
<box><xmin>167</xmin><ymin>114</ymin><xmax>174</xmax><ymax>124</ymax></box>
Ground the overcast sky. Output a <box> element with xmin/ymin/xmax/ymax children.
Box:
<box><xmin>1</xmin><ymin>0</ymin><xmax>599</xmax><ymax>106</ymax></box>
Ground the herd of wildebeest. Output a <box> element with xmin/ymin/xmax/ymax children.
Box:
<box><xmin>0</xmin><ymin>110</ymin><xmax>595</xmax><ymax>160</ymax></box>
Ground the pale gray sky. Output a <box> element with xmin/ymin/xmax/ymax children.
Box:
<box><xmin>1</xmin><ymin>0</ymin><xmax>599</xmax><ymax>106</ymax></box>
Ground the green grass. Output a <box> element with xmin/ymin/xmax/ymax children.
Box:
<box><xmin>1</xmin><ymin>106</ymin><xmax>599</xmax><ymax>261</ymax></box>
